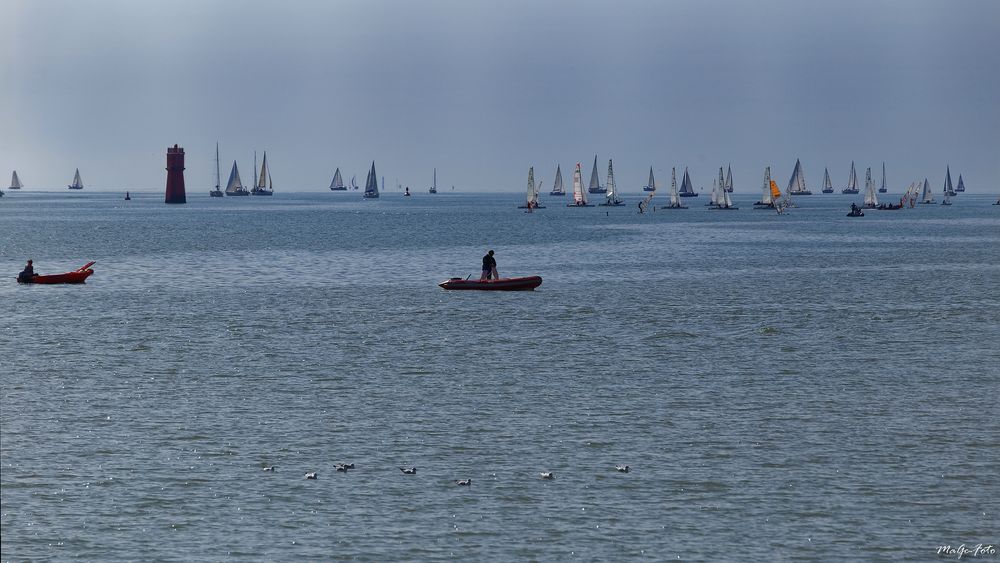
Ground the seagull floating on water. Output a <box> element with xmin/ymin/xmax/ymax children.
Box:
<box><xmin>540</xmin><ymin>472</ymin><xmax>554</xmax><ymax>479</ymax></box>
<box><xmin>335</xmin><ymin>463</ymin><xmax>355</xmax><ymax>472</ymax></box>
<box><xmin>399</xmin><ymin>467</ymin><xmax>417</xmax><ymax>474</ymax></box>
<box><xmin>262</xmin><ymin>466</ymin><xmax>275</xmax><ymax>472</ymax></box>
<box><xmin>455</xmin><ymin>479</ymin><xmax>472</xmax><ymax>486</ymax></box>
<box><xmin>615</xmin><ymin>464</ymin><xmax>631</xmax><ymax>473</ymax></box>
<box><xmin>304</xmin><ymin>472</ymin><xmax>317</xmax><ymax>480</ymax></box>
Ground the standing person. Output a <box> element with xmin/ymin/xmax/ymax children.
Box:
<box><xmin>481</xmin><ymin>250</ymin><xmax>498</xmax><ymax>281</ymax></box>
<box><xmin>18</xmin><ymin>259</ymin><xmax>34</xmax><ymax>282</ymax></box>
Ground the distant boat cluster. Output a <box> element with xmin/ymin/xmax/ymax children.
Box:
<box><xmin>213</xmin><ymin>143</ymin><xmax>272</xmax><ymax>197</ymax></box>
<box><xmin>516</xmin><ymin>159</ymin><xmax>990</xmax><ymax>212</ymax></box>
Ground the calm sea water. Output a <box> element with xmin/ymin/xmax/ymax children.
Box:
<box><xmin>2</xmin><ymin>190</ymin><xmax>998</xmax><ymax>561</ymax></box>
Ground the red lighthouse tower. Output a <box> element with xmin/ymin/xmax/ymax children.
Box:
<box><xmin>165</xmin><ymin>144</ymin><xmax>186</xmax><ymax>204</ymax></box>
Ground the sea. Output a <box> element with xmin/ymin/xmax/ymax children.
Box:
<box><xmin>2</xmin><ymin>189</ymin><xmax>998</xmax><ymax>561</ymax></box>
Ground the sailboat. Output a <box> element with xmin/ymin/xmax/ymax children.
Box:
<box><xmin>210</xmin><ymin>143</ymin><xmax>224</xmax><ymax>197</ymax></box>
<box><xmin>956</xmin><ymin>174</ymin><xmax>966</xmax><ymax>193</ymax></box>
<box><xmin>661</xmin><ymin>167</ymin><xmax>687</xmax><ymax>209</ymax></box>
<box><xmin>518</xmin><ymin>166</ymin><xmax>544</xmax><ymax>209</ymax></box>
<box><xmin>678</xmin><ymin>167</ymin><xmax>698</xmax><ymax>197</ymax></box>
<box><xmin>918</xmin><ymin>178</ymin><xmax>934</xmax><ymax>204</ymax></box>
<box><xmin>9</xmin><ymin>170</ymin><xmax>22</xmax><ymax>190</ymax></box>
<box><xmin>639</xmin><ymin>174</ymin><xmax>655</xmax><ymax>213</ymax></box>
<box><xmin>711</xmin><ymin>167</ymin><xmax>738</xmax><ymax>209</ymax></box>
<box><xmin>329</xmin><ymin>168</ymin><xmax>346</xmax><ymax>190</ymax></box>
<box><xmin>68</xmin><ymin>168</ymin><xmax>84</xmax><ymax>190</ymax></box>
<box><xmin>225</xmin><ymin>161</ymin><xmax>249</xmax><ymax>195</ymax></box>
<box><xmin>707</xmin><ymin>179</ymin><xmax>719</xmax><ymax>207</ymax></box>
<box><xmin>753</xmin><ymin>166</ymin><xmax>780</xmax><ymax>209</ymax></box>
<box><xmin>642</xmin><ymin>166</ymin><xmax>656</xmax><ymax>192</ymax></box>
<box><xmin>549</xmin><ymin>165</ymin><xmax>566</xmax><ymax>196</ymax></box>
<box><xmin>567</xmin><ymin>163</ymin><xmax>593</xmax><ymax>207</ymax></box>
<box><xmin>862</xmin><ymin>167</ymin><xmax>879</xmax><ymax>208</ymax></box>
<box><xmin>941</xmin><ymin>188</ymin><xmax>952</xmax><ymax>206</ymax></box>
<box><xmin>351</xmin><ymin>175</ymin><xmax>359</xmax><ymax>190</ymax></box>
<box><xmin>786</xmin><ymin>159</ymin><xmax>811</xmax><ymax>195</ymax></box>
<box><xmin>943</xmin><ymin>166</ymin><xmax>956</xmax><ymax>196</ymax></box>
<box><xmin>842</xmin><ymin>162</ymin><xmax>859</xmax><ymax>194</ymax></box>
<box><xmin>587</xmin><ymin>155</ymin><xmax>605</xmax><ymax>194</ymax></box>
<box><xmin>878</xmin><ymin>162</ymin><xmax>887</xmax><ymax>193</ymax></box>
<box><xmin>724</xmin><ymin>164</ymin><xmax>733</xmax><ymax>193</ymax></box>
<box><xmin>363</xmin><ymin>161</ymin><xmax>379</xmax><ymax>198</ymax></box>
<box><xmin>251</xmin><ymin>152</ymin><xmax>273</xmax><ymax>195</ymax></box>
<box><xmin>599</xmin><ymin>159</ymin><xmax>624</xmax><ymax>206</ymax></box>
<box><xmin>429</xmin><ymin>168</ymin><xmax>437</xmax><ymax>194</ymax></box>
<box><xmin>821</xmin><ymin>167</ymin><xmax>834</xmax><ymax>193</ymax></box>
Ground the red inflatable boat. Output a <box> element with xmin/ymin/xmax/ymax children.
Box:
<box><xmin>17</xmin><ymin>261</ymin><xmax>96</xmax><ymax>284</ymax></box>
<box><xmin>439</xmin><ymin>275</ymin><xmax>542</xmax><ymax>291</ymax></box>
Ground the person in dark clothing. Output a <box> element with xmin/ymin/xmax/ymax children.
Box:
<box><xmin>18</xmin><ymin>259</ymin><xmax>34</xmax><ymax>282</ymax></box>
<box><xmin>480</xmin><ymin>250</ymin><xmax>498</xmax><ymax>281</ymax></box>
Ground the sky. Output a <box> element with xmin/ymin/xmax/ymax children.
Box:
<box><xmin>1</xmin><ymin>0</ymin><xmax>998</xmax><ymax>193</ymax></box>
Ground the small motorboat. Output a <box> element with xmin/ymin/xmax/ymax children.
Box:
<box><xmin>439</xmin><ymin>275</ymin><xmax>542</xmax><ymax>291</ymax></box>
<box><xmin>17</xmin><ymin>261</ymin><xmax>95</xmax><ymax>284</ymax></box>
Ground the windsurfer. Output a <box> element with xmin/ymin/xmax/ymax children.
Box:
<box><xmin>18</xmin><ymin>259</ymin><xmax>34</xmax><ymax>282</ymax></box>
<box><xmin>480</xmin><ymin>250</ymin><xmax>498</xmax><ymax>281</ymax></box>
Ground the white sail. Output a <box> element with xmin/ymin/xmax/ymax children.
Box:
<box><xmin>257</xmin><ymin>152</ymin><xmax>269</xmax><ymax>189</ymax></box>
<box><xmin>710</xmin><ymin>181</ymin><xmax>718</xmax><ymax>205</ymax></box>
<box><xmin>645</xmin><ymin>167</ymin><xmax>655</xmax><ymax>191</ymax></box>
<box><xmin>718</xmin><ymin>167</ymin><xmax>733</xmax><ymax>207</ymax></box>
<box><xmin>330</xmin><ymin>168</ymin><xmax>344</xmax><ymax>189</ymax></box>
<box><xmin>429</xmin><ymin>168</ymin><xmax>437</xmax><ymax>193</ymax></box>
<box><xmin>526</xmin><ymin>166</ymin><xmax>536</xmax><ymax>205</ymax></box>
<box><xmin>10</xmin><ymin>170</ymin><xmax>22</xmax><ymax>189</ymax></box>
<box><xmin>761</xmin><ymin>167</ymin><xmax>773</xmax><ymax>204</ymax></box>
<box><xmin>724</xmin><ymin>164</ymin><xmax>733</xmax><ymax>193</ymax></box>
<box><xmin>920</xmin><ymin>178</ymin><xmax>933</xmax><ymax>203</ymax></box>
<box><xmin>863</xmin><ymin>167</ymin><xmax>878</xmax><ymax>207</ymax></box>
<box><xmin>716</xmin><ymin>168</ymin><xmax>724</xmax><ymax>206</ymax></box>
<box><xmin>363</xmin><ymin>161</ymin><xmax>379</xmax><ymax>198</ymax></box>
<box><xmin>551</xmin><ymin>165</ymin><xmax>564</xmax><ymax>194</ymax></box>
<box><xmin>605</xmin><ymin>159</ymin><xmax>620</xmax><ymax>204</ymax></box>
<box><xmin>225</xmin><ymin>161</ymin><xmax>244</xmax><ymax>194</ymax></box>
<box><xmin>823</xmin><ymin>168</ymin><xmax>832</xmax><ymax>191</ymax></box>
<box><xmin>68</xmin><ymin>168</ymin><xmax>84</xmax><ymax>189</ymax></box>
<box><xmin>588</xmin><ymin>155</ymin><xmax>602</xmax><ymax>192</ymax></box>
<box><xmin>572</xmin><ymin>163</ymin><xmax>587</xmax><ymax>204</ymax></box>
<box><xmin>787</xmin><ymin>159</ymin><xmax>808</xmax><ymax>194</ymax></box>
<box><xmin>669</xmin><ymin>167</ymin><xmax>680</xmax><ymax>207</ymax></box>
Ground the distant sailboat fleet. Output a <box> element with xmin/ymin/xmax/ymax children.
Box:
<box><xmin>511</xmin><ymin>158</ymin><xmax>980</xmax><ymax>213</ymax></box>
<box><xmin>2</xmin><ymin>158</ymin><xmax>983</xmax><ymax>210</ymax></box>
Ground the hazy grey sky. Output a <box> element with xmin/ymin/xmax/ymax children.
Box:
<box><xmin>2</xmin><ymin>0</ymin><xmax>998</xmax><ymax>193</ymax></box>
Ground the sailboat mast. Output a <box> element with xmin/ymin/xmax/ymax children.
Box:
<box><xmin>215</xmin><ymin>142</ymin><xmax>220</xmax><ymax>189</ymax></box>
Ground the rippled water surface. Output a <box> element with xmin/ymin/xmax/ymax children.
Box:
<box><xmin>2</xmin><ymin>191</ymin><xmax>998</xmax><ymax>560</ymax></box>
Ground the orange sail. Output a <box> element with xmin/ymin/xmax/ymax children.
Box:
<box><xmin>770</xmin><ymin>180</ymin><xmax>782</xmax><ymax>200</ymax></box>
